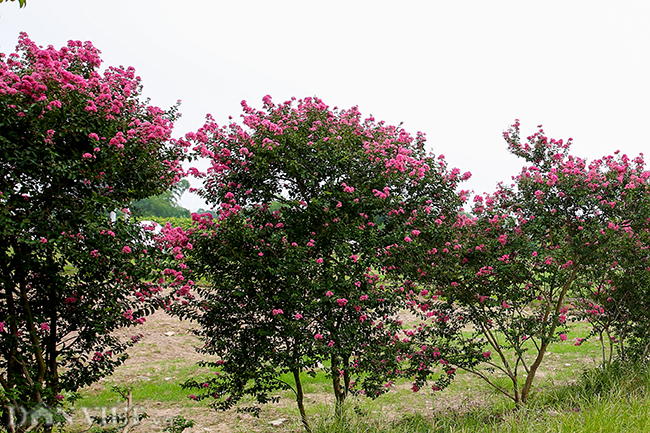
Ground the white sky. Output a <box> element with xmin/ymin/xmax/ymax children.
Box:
<box><xmin>2</xmin><ymin>1</ymin><xmax>649</xmax><ymax>211</ymax></box>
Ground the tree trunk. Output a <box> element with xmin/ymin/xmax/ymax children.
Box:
<box><xmin>520</xmin><ymin>341</ymin><xmax>549</xmax><ymax>404</ymax></box>
<box><xmin>292</xmin><ymin>369</ymin><xmax>311</xmax><ymax>433</ymax></box>
<box><xmin>331</xmin><ymin>355</ymin><xmax>346</xmax><ymax>420</ymax></box>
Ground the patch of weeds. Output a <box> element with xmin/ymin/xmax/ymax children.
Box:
<box><xmin>163</xmin><ymin>415</ymin><xmax>195</xmax><ymax>433</ymax></box>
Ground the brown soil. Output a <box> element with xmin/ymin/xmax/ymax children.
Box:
<box><xmin>68</xmin><ymin>309</ymin><xmax>595</xmax><ymax>433</ymax></box>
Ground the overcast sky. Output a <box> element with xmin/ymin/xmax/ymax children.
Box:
<box><xmin>2</xmin><ymin>1</ymin><xmax>648</xmax><ymax>211</ymax></box>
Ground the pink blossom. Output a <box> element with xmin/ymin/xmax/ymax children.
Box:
<box><xmin>258</xmin><ymin>252</ymin><xmax>264</xmax><ymax>256</ymax></box>
<box><xmin>337</xmin><ymin>298</ymin><xmax>348</xmax><ymax>307</ymax></box>
<box><xmin>325</xmin><ymin>291</ymin><xmax>334</xmax><ymax>297</ymax></box>
<box><xmin>314</xmin><ymin>333</ymin><xmax>323</xmax><ymax>340</ymax></box>
<box><xmin>121</xmin><ymin>245</ymin><xmax>132</xmax><ymax>254</ymax></box>
<box><xmin>295</xmin><ymin>313</ymin><xmax>303</xmax><ymax>320</ymax></box>
<box><xmin>272</xmin><ymin>309</ymin><xmax>283</xmax><ymax>316</ymax></box>
<box><xmin>0</xmin><ymin>322</ymin><xmax>5</xmax><ymax>333</ymax></box>
<box><xmin>359</xmin><ymin>294</ymin><xmax>368</xmax><ymax>301</ymax></box>
<box><xmin>82</xmin><ymin>153</ymin><xmax>93</xmax><ymax>159</ymax></box>
<box><xmin>482</xmin><ymin>351</ymin><xmax>491</xmax><ymax>358</ymax></box>
<box><xmin>316</xmin><ymin>258</ymin><xmax>323</xmax><ymax>264</ymax></box>
<box><xmin>40</xmin><ymin>238</ymin><xmax>47</xmax><ymax>243</ymax></box>
<box><xmin>559</xmin><ymin>334</ymin><xmax>567</xmax><ymax>341</ymax></box>
<box><xmin>328</xmin><ymin>340</ymin><xmax>335</xmax><ymax>347</ymax></box>
<box><xmin>574</xmin><ymin>338</ymin><xmax>584</xmax><ymax>346</ymax></box>
<box><xmin>40</xmin><ymin>323</ymin><xmax>50</xmax><ymax>332</ymax></box>
<box><xmin>411</xmin><ymin>230</ymin><xmax>421</xmax><ymax>236</ymax></box>
<box><xmin>404</xmin><ymin>236</ymin><xmax>412</xmax><ymax>242</ymax></box>
<box><xmin>90</xmin><ymin>250</ymin><xmax>99</xmax><ymax>257</ymax></box>
<box><xmin>351</xmin><ymin>254</ymin><xmax>358</xmax><ymax>262</ymax></box>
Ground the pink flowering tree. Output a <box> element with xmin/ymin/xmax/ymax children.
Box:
<box><xmin>171</xmin><ymin>96</ymin><xmax>463</xmax><ymax>430</ymax></box>
<box><xmin>0</xmin><ymin>34</ymin><xmax>185</xmax><ymax>430</ymax></box>
<box><xmin>393</xmin><ymin>121</ymin><xmax>650</xmax><ymax>405</ymax></box>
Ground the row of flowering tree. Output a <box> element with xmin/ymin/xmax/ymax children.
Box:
<box><xmin>172</xmin><ymin>107</ymin><xmax>650</xmax><ymax>430</ymax></box>
<box><xmin>0</xmin><ymin>34</ymin><xmax>188</xmax><ymax>432</ymax></box>
<box><xmin>4</xmin><ymin>32</ymin><xmax>650</xmax><ymax>433</ymax></box>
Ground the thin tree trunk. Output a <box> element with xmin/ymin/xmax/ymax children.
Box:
<box><xmin>520</xmin><ymin>340</ymin><xmax>548</xmax><ymax>404</ymax></box>
<box><xmin>292</xmin><ymin>369</ymin><xmax>311</xmax><ymax>433</ymax></box>
<box><xmin>46</xmin><ymin>259</ymin><xmax>59</xmax><ymax>402</ymax></box>
<box><xmin>331</xmin><ymin>355</ymin><xmax>345</xmax><ymax>420</ymax></box>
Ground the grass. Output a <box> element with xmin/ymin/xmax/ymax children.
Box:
<box><xmin>78</xmin><ymin>357</ymin><xmax>222</xmax><ymax>408</ymax></box>
<box><xmin>305</xmin><ymin>363</ymin><xmax>650</xmax><ymax>433</ymax></box>
<box><xmin>64</xmin><ymin>312</ymin><xmax>649</xmax><ymax>433</ymax></box>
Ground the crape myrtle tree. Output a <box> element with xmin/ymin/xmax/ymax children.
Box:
<box><xmin>390</xmin><ymin>121</ymin><xmax>650</xmax><ymax>405</ymax></box>
<box><xmin>171</xmin><ymin>96</ymin><xmax>465</xmax><ymax>431</ymax></box>
<box><xmin>0</xmin><ymin>34</ymin><xmax>185</xmax><ymax>431</ymax></box>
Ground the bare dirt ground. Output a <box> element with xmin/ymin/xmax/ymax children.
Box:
<box><xmin>73</xmin><ymin>310</ymin><xmax>270</xmax><ymax>433</ymax></box>
<box><xmin>72</xmin><ymin>309</ymin><xmax>342</xmax><ymax>432</ymax></box>
<box><xmin>69</xmin><ymin>309</ymin><xmax>598</xmax><ymax>433</ymax></box>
